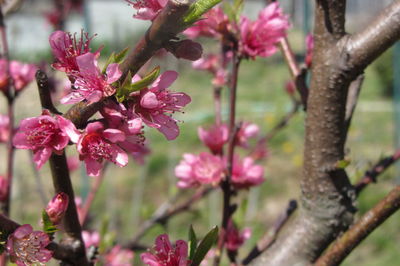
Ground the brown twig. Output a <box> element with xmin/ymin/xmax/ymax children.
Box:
<box><xmin>242</xmin><ymin>200</ymin><xmax>298</xmax><ymax>265</ymax></box>
<box><xmin>124</xmin><ymin>187</ymin><xmax>214</xmax><ymax>250</ymax></box>
<box><xmin>315</xmin><ymin>185</ymin><xmax>400</xmax><ymax>266</ymax></box>
<box><xmin>354</xmin><ymin>149</ymin><xmax>400</xmax><ymax>195</ymax></box>
<box><xmin>35</xmin><ymin>70</ymin><xmax>62</xmax><ymax>115</ymax></box>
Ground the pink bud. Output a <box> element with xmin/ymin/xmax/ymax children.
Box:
<box><xmin>45</xmin><ymin>192</ymin><xmax>69</xmax><ymax>225</ymax></box>
<box><xmin>166</xmin><ymin>40</ymin><xmax>203</xmax><ymax>61</ymax></box>
<box><xmin>0</xmin><ymin>176</ymin><xmax>8</xmax><ymax>202</ymax></box>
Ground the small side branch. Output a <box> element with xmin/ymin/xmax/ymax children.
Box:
<box><xmin>315</xmin><ymin>185</ymin><xmax>400</xmax><ymax>266</ymax></box>
<box><xmin>354</xmin><ymin>149</ymin><xmax>400</xmax><ymax>195</ymax></box>
<box><xmin>242</xmin><ymin>200</ymin><xmax>298</xmax><ymax>265</ymax></box>
<box><xmin>35</xmin><ymin>70</ymin><xmax>61</xmax><ymax>115</ymax></box>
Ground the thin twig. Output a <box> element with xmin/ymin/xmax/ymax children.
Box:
<box><xmin>124</xmin><ymin>187</ymin><xmax>214</xmax><ymax>250</ymax></box>
<box><xmin>315</xmin><ymin>185</ymin><xmax>400</xmax><ymax>266</ymax></box>
<box><xmin>35</xmin><ymin>70</ymin><xmax>62</xmax><ymax>115</ymax></box>
<box><xmin>242</xmin><ymin>199</ymin><xmax>298</xmax><ymax>265</ymax></box>
<box><xmin>354</xmin><ymin>149</ymin><xmax>400</xmax><ymax>195</ymax></box>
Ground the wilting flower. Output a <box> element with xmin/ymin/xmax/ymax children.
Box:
<box><xmin>104</xmin><ymin>245</ymin><xmax>134</xmax><ymax>266</ymax></box>
<box><xmin>82</xmin><ymin>230</ymin><xmax>100</xmax><ymax>248</ymax></box>
<box><xmin>141</xmin><ymin>234</ymin><xmax>189</xmax><ymax>266</ymax></box>
<box><xmin>236</xmin><ymin>122</ymin><xmax>259</xmax><ymax>148</ymax></box>
<box><xmin>231</xmin><ymin>155</ymin><xmax>265</xmax><ymax>189</ymax></box>
<box><xmin>126</xmin><ymin>0</ymin><xmax>167</xmax><ymax>21</ymax></box>
<box><xmin>59</xmin><ymin>119</ymin><xmax>128</xmax><ymax>176</ymax></box>
<box><xmin>165</xmin><ymin>40</ymin><xmax>203</xmax><ymax>61</ymax></box>
<box><xmin>132</xmin><ymin>71</ymin><xmax>191</xmax><ymax>140</ymax></box>
<box><xmin>9</xmin><ymin>61</ymin><xmax>37</xmax><ymax>92</ymax></box>
<box><xmin>49</xmin><ymin>30</ymin><xmax>99</xmax><ymax>74</ymax></box>
<box><xmin>45</xmin><ymin>192</ymin><xmax>69</xmax><ymax>225</ymax></box>
<box><xmin>0</xmin><ymin>176</ymin><xmax>8</xmax><ymax>202</ymax></box>
<box><xmin>198</xmin><ymin>124</ymin><xmax>229</xmax><ymax>154</ymax></box>
<box><xmin>61</xmin><ymin>52</ymin><xmax>121</xmax><ymax>104</ymax></box>
<box><xmin>13</xmin><ymin>110</ymin><xmax>72</xmax><ymax>169</ymax></box>
<box><xmin>6</xmin><ymin>224</ymin><xmax>52</xmax><ymax>266</ymax></box>
<box><xmin>225</xmin><ymin>220</ymin><xmax>251</xmax><ymax>251</ymax></box>
<box><xmin>239</xmin><ymin>2</ymin><xmax>289</xmax><ymax>59</ymax></box>
<box><xmin>0</xmin><ymin>114</ymin><xmax>10</xmax><ymax>143</ymax></box>
<box><xmin>175</xmin><ymin>152</ymin><xmax>224</xmax><ymax>188</ymax></box>
<box><xmin>305</xmin><ymin>34</ymin><xmax>314</xmax><ymax>68</ymax></box>
<box><xmin>184</xmin><ymin>7</ymin><xmax>230</xmax><ymax>39</ymax></box>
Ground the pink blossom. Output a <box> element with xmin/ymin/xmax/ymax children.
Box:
<box><xmin>198</xmin><ymin>124</ymin><xmax>228</xmax><ymax>154</ymax></box>
<box><xmin>13</xmin><ymin>110</ymin><xmax>72</xmax><ymax>169</ymax></box>
<box><xmin>59</xmin><ymin>119</ymin><xmax>128</xmax><ymax>176</ymax></box>
<box><xmin>45</xmin><ymin>192</ymin><xmax>69</xmax><ymax>225</ymax></box>
<box><xmin>192</xmin><ymin>53</ymin><xmax>230</xmax><ymax>87</ymax></box>
<box><xmin>0</xmin><ymin>176</ymin><xmax>8</xmax><ymax>201</ymax></box>
<box><xmin>49</xmin><ymin>30</ymin><xmax>99</xmax><ymax>74</ymax></box>
<box><xmin>132</xmin><ymin>71</ymin><xmax>191</xmax><ymax>140</ymax></box>
<box><xmin>9</xmin><ymin>61</ymin><xmax>37</xmax><ymax>92</ymax></box>
<box><xmin>0</xmin><ymin>114</ymin><xmax>10</xmax><ymax>143</ymax></box>
<box><xmin>104</xmin><ymin>245</ymin><xmax>134</xmax><ymax>266</ymax></box>
<box><xmin>6</xmin><ymin>224</ymin><xmax>52</xmax><ymax>266</ymax></box>
<box><xmin>225</xmin><ymin>220</ymin><xmax>251</xmax><ymax>251</ymax></box>
<box><xmin>175</xmin><ymin>152</ymin><xmax>224</xmax><ymax>188</ymax></box>
<box><xmin>231</xmin><ymin>156</ymin><xmax>265</xmax><ymax>189</ymax></box>
<box><xmin>126</xmin><ymin>0</ymin><xmax>167</xmax><ymax>21</ymax></box>
<box><xmin>239</xmin><ymin>2</ymin><xmax>289</xmax><ymax>59</ymax></box>
<box><xmin>184</xmin><ymin>7</ymin><xmax>229</xmax><ymax>39</ymax></box>
<box><xmin>236</xmin><ymin>122</ymin><xmax>259</xmax><ymax>148</ymax></box>
<box><xmin>141</xmin><ymin>234</ymin><xmax>189</xmax><ymax>266</ymax></box>
<box><xmin>82</xmin><ymin>231</ymin><xmax>100</xmax><ymax>248</ymax></box>
<box><xmin>61</xmin><ymin>52</ymin><xmax>121</xmax><ymax>104</ymax></box>
<box><xmin>305</xmin><ymin>34</ymin><xmax>314</xmax><ymax>68</ymax></box>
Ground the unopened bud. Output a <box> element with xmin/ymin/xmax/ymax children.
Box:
<box><xmin>166</xmin><ymin>40</ymin><xmax>203</xmax><ymax>61</ymax></box>
<box><xmin>45</xmin><ymin>192</ymin><xmax>69</xmax><ymax>225</ymax></box>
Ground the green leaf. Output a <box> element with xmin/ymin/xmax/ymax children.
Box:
<box><xmin>183</xmin><ymin>0</ymin><xmax>222</xmax><ymax>25</ymax></box>
<box><xmin>102</xmin><ymin>52</ymin><xmax>116</xmax><ymax>74</ymax></box>
<box><xmin>191</xmin><ymin>226</ymin><xmax>218</xmax><ymax>266</ymax></box>
<box><xmin>42</xmin><ymin>210</ymin><xmax>58</xmax><ymax>234</ymax></box>
<box><xmin>130</xmin><ymin>66</ymin><xmax>160</xmax><ymax>92</ymax></box>
<box><xmin>336</xmin><ymin>159</ymin><xmax>351</xmax><ymax>169</ymax></box>
<box><xmin>188</xmin><ymin>225</ymin><xmax>197</xmax><ymax>260</ymax></box>
<box><xmin>114</xmin><ymin>47</ymin><xmax>130</xmax><ymax>64</ymax></box>
<box><xmin>223</xmin><ymin>0</ymin><xmax>243</xmax><ymax>22</ymax></box>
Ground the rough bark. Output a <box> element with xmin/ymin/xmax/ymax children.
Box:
<box><xmin>250</xmin><ymin>1</ymin><xmax>400</xmax><ymax>265</ymax></box>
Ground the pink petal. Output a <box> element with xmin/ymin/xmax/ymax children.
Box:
<box><xmin>33</xmin><ymin>147</ymin><xmax>52</xmax><ymax>169</ymax></box>
<box><xmin>103</xmin><ymin>129</ymin><xmax>126</xmax><ymax>143</ymax></box>
<box><xmin>86</xmin><ymin>90</ymin><xmax>103</xmax><ymax>104</ymax></box>
<box><xmin>76</xmin><ymin>53</ymin><xmax>99</xmax><ymax>76</ymax></box>
<box><xmin>84</xmin><ymin>157</ymin><xmax>102</xmax><ymax>177</ymax></box>
<box><xmin>153</xmin><ymin>71</ymin><xmax>178</xmax><ymax>89</ymax></box>
<box><xmin>112</xmin><ymin>145</ymin><xmax>129</xmax><ymax>167</ymax></box>
<box><xmin>86</xmin><ymin>122</ymin><xmax>104</xmax><ymax>134</ymax></box>
<box><xmin>140</xmin><ymin>92</ymin><xmax>159</xmax><ymax>109</ymax></box>
<box><xmin>106</xmin><ymin>63</ymin><xmax>122</xmax><ymax>84</ymax></box>
<box><xmin>57</xmin><ymin>116</ymin><xmax>81</xmax><ymax>143</ymax></box>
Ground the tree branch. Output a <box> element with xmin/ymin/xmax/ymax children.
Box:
<box><xmin>315</xmin><ymin>185</ymin><xmax>400</xmax><ymax>266</ymax></box>
<box><xmin>35</xmin><ymin>70</ymin><xmax>62</xmax><ymax>115</ymax></box>
<box><xmin>346</xmin><ymin>0</ymin><xmax>400</xmax><ymax>72</ymax></box>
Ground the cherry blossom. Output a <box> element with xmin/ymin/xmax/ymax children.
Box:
<box><xmin>184</xmin><ymin>7</ymin><xmax>229</xmax><ymax>39</ymax></box>
<box><xmin>231</xmin><ymin>155</ymin><xmax>265</xmax><ymax>189</ymax></box>
<box><xmin>126</xmin><ymin>0</ymin><xmax>167</xmax><ymax>21</ymax></box>
<box><xmin>198</xmin><ymin>124</ymin><xmax>229</xmax><ymax>154</ymax></box>
<box><xmin>104</xmin><ymin>245</ymin><xmax>134</xmax><ymax>266</ymax></box>
<box><xmin>45</xmin><ymin>192</ymin><xmax>69</xmax><ymax>225</ymax></box>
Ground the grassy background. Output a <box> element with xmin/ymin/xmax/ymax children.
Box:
<box><xmin>0</xmin><ymin>29</ymin><xmax>399</xmax><ymax>265</ymax></box>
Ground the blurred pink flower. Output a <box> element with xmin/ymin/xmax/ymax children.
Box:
<box><xmin>9</xmin><ymin>61</ymin><xmax>37</xmax><ymax>92</ymax></box>
<box><xmin>45</xmin><ymin>192</ymin><xmax>69</xmax><ymax>225</ymax></box>
<box><xmin>6</xmin><ymin>224</ymin><xmax>52</xmax><ymax>266</ymax></box>
<box><xmin>198</xmin><ymin>124</ymin><xmax>229</xmax><ymax>154</ymax></box>
<box><xmin>132</xmin><ymin>71</ymin><xmax>191</xmax><ymax>140</ymax></box>
<box><xmin>225</xmin><ymin>220</ymin><xmax>251</xmax><ymax>251</ymax></box>
<box><xmin>285</xmin><ymin>80</ymin><xmax>296</xmax><ymax>95</ymax></box>
<box><xmin>0</xmin><ymin>59</ymin><xmax>8</xmax><ymax>91</ymax></box>
<box><xmin>175</xmin><ymin>152</ymin><xmax>224</xmax><ymax>188</ymax></box>
<box><xmin>75</xmin><ymin>197</ymin><xmax>84</xmax><ymax>221</ymax></box>
<box><xmin>239</xmin><ymin>2</ymin><xmax>289</xmax><ymax>59</ymax></box>
<box><xmin>82</xmin><ymin>230</ymin><xmax>100</xmax><ymax>248</ymax></box>
<box><xmin>59</xmin><ymin>119</ymin><xmax>128</xmax><ymax>176</ymax></box>
<box><xmin>305</xmin><ymin>34</ymin><xmax>314</xmax><ymax>68</ymax></box>
<box><xmin>192</xmin><ymin>53</ymin><xmax>230</xmax><ymax>87</ymax></box>
<box><xmin>231</xmin><ymin>155</ymin><xmax>265</xmax><ymax>189</ymax></box>
<box><xmin>67</xmin><ymin>156</ymin><xmax>80</xmax><ymax>172</ymax></box>
<box><xmin>61</xmin><ymin>52</ymin><xmax>121</xmax><ymax>104</ymax></box>
<box><xmin>126</xmin><ymin>0</ymin><xmax>167</xmax><ymax>20</ymax></box>
<box><xmin>104</xmin><ymin>245</ymin><xmax>134</xmax><ymax>266</ymax></box>
<box><xmin>49</xmin><ymin>30</ymin><xmax>99</xmax><ymax>74</ymax></box>
<box><xmin>141</xmin><ymin>234</ymin><xmax>189</xmax><ymax>266</ymax></box>
<box><xmin>0</xmin><ymin>176</ymin><xmax>8</xmax><ymax>202</ymax></box>
<box><xmin>184</xmin><ymin>7</ymin><xmax>229</xmax><ymax>39</ymax></box>
<box><xmin>0</xmin><ymin>114</ymin><xmax>10</xmax><ymax>143</ymax></box>
<box><xmin>13</xmin><ymin>110</ymin><xmax>71</xmax><ymax>169</ymax></box>
<box><xmin>236</xmin><ymin>122</ymin><xmax>259</xmax><ymax>148</ymax></box>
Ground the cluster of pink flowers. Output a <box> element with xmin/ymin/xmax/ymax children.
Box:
<box><xmin>175</xmin><ymin>122</ymin><xmax>265</xmax><ymax>189</ymax></box>
<box><xmin>6</xmin><ymin>224</ymin><xmax>52</xmax><ymax>265</ymax></box>
<box><xmin>141</xmin><ymin>234</ymin><xmax>190</xmax><ymax>266</ymax></box>
<box><xmin>185</xmin><ymin>3</ymin><xmax>289</xmax><ymax>60</ymax></box>
<box><xmin>0</xmin><ymin>59</ymin><xmax>37</xmax><ymax>93</ymax></box>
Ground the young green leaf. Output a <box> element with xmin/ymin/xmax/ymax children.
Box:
<box><xmin>188</xmin><ymin>225</ymin><xmax>198</xmax><ymax>260</ymax></box>
<box><xmin>114</xmin><ymin>47</ymin><xmax>130</xmax><ymax>64</ymax></box>
<box><xmin>191</xmin><ymin>226</ymin><xmax>218</xmax><ymax>266</ymax></box>
<box><xmin>102</xmin><ymin>52</ymin><xmax>116</xmax><ymax>74</ymax></box>
<box><xmin>129</xmin><ymin>66</ymin><xmax>160</xmax><ymax>92</ymax></box>
<box><xmin>42</xmin><ymin>210</ymin><xmax>58</xmax><ymax>234</ymax></box>
<box><xmin>183</xmin><ymin>0</ymin><xmax>222</xmax><ymax>25</ymax></box>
